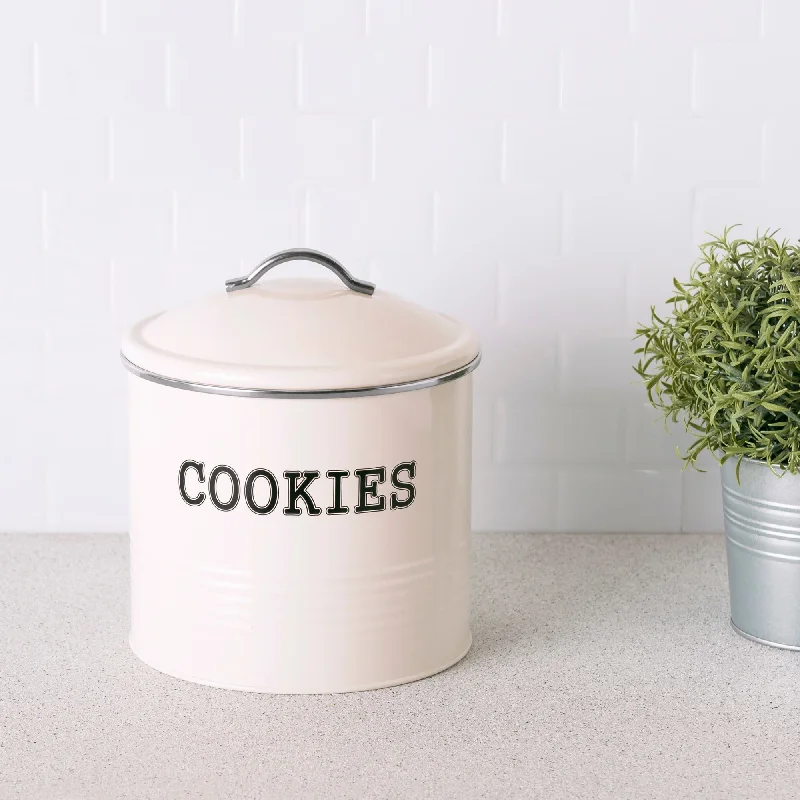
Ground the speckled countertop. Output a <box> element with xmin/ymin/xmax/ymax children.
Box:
<box><xmin>2</xmin><ymin>532</ymin><xmax>799</xmax><ymax>799</ymax></box>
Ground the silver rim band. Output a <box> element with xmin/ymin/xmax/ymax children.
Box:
<box><xmin>120</xmin><ymin>352</ymin><xmax>481</xmax><ymax>399</ymax></box>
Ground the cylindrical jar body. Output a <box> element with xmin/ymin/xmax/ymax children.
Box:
<box><xmin>128</xmin><ymin>373</ymin><xmax>473</xmax><ymax>692</ymax></box>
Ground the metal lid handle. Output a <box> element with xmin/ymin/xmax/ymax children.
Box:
<box><xmin>225</xmin><ymin>248</ymin><xmax>375</xmax><ymax>296</ymax></box>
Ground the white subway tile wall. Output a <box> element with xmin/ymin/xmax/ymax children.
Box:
<box><xmin>0</xmin><ymin>0</ymin><xmax>786</xmax><ymax>533</ymax></box>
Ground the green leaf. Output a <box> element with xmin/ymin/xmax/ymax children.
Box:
<box><xmin>633</xmin><ymin>229</ymin><xmax>800</xmax><ymax>472</ymax></box>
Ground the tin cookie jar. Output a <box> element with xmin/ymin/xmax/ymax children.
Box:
<box><xmin>121</xmin><ymin>249</ymin><xmax>481</xmax><ymax>693</ymax></box>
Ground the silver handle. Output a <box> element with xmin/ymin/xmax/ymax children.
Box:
<box><xmin>225</xmin><ymin>248</ymin><xmax>375</xmax><ymax>296</ymax></box>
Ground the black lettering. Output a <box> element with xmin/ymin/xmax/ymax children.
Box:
<box><xmin>283</xmin><ymin>471</ymin><xmax>322</xmax><ymax>516</ymax></box>
<box><xmin>390</xmin><ymin>461</ymin><xmax>416</xmax><ymax>510</ymax></box>
<box><xmin>325</xmin><ymin>470</ymin><xmax>350</xmax><ymax>515</ymax></box>
<box><xmin>354</xmin><ymin>467</ymin><xmax>386</xmax><ymax>513</ymax></box>
<box><xmin>244</xmin><ymin>468</ymin><xmax>279</xmax><ymax>515</ymax></box>
<box><xmin>179</xmin><ymin>460</ymin><xmax>206</xmax><ymax>506</ymax></box>
<box><xmin>208</xmin><ymin>465</ymin><xmax>240</xmax><ymax>511</ymax></box>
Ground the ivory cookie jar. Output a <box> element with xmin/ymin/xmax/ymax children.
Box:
<box><xmin>120</xmin><ymin>248</ymin><xmax>481</xmax><ymax>693</ymax></box>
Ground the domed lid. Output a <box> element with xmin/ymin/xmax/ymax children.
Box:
<box><xmin>121</xmin><ymin>249</ymin><xmax>480</xmax><ymax>397</ymax></box>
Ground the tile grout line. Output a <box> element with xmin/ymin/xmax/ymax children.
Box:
<box><xmin>370</xmin><ymin>118</ymin><xmax>377</xmax><ymax>182</ymax></box>
<box><xmin>554</xmin><ymin>462</ymin><xmax>564</xmax><ymax>533</ymax></box>
<box><xmin>554</xmin><ymin>332</ymin><xmax>562</xmax><ymax>396</ymax></box>
<box><xmin>500</xmin><ymin>120</ymin><xmax>508</xmax><ymax>184</ymax></box>
<box><xmin>425</xmin><ymin>45</ymin><xmax>433</xmax><ymax>109</ymax></box>
<box><xmin>165</xmin><ymin>44</ymin><xmax>172</xmax><ymax>108</ymax></box>
<box><xmin>108</xmin><ymin>259</ymin><xmax>116</xmax><ymax>321</ymax></box>
<box><xmin>43</xmin><ymin>323</ymin><xmax>52</xmax><ymax>534</ymax></box>
<box><xmin>171</xmin><ymin>190</ymin><xmax>178</xmax><ymax>255</ymax></box>
<box><xmin>621</xmin><ymin>262</ymin><xmax>633</xmax><ymax>365</ymax></box>
<box><xmin>617</xmin><ymin>403</ymin><xmax>629</xmax><ymax>467</ymax></box>
<box><xmin>302</xmin><ymin>190</ymin><xmax>311</xmax><ymax>246</ymax></box>
<box><xmin>239</xmin><ymin>118</ymin><xmax>245</xmax><ymax>182</ymax></box>
<box><xmin>491</xmin><ymin>399</ymin><xmax>503</xmax><ymax>464</ymax></box>
<box><xmin>296</xmin><ymin>44</ymin><xmax>303</xmax><ymax>108</ymax></box>
<box><xmin>494</xmin><ymin>262</ymin><xmax>504</xmax><ymax>326</ymax></box>
<box><xmin>32</xmin><ymin>42</ymin><xmax>39</xmax><ymax>107</ymax></box>
<box><xmin>108</xmin><ymin>118</ymin><xmax>115</xmax><ymax>182</ymax></box>
<box><xmin>41</xmin><ymin>190</ymin><xmax>48</xmax><ymax>251</ymax></box>
<box><xmin>431</xmin><ymin>191</ymin><xmax>439</xmax><ymax>254</ymax></box>
<box><xmin>679</xmin><ymin>456</ymin><xmax>688</xmax><ymax>532</ymax></box>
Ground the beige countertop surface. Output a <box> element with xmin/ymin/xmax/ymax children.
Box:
<box><xmin>2</xmin><ymin>532</ymin><xmax>799</xmax><ymax>800</ymax></box>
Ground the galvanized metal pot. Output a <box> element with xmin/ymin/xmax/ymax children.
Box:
<box><xmin>722</xmin><ymin>457</ymin><xmax>800</xmax><ymax>650</ymax></box>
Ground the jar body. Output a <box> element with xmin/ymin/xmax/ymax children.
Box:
<box><xmin>128</xmin><ymin>374</ymin><xmax>473</xmax><ymax>692</ymax></box>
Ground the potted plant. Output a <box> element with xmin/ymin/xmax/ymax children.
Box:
<box><xmin>635</xmin><ymin>228</ymin><xmax>800</xmax><ymax>650</ymax></box>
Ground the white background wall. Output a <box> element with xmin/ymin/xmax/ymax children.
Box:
<box><xmin>3</xmin><ymin>0</ymin><xmax>796</xmax><ymax>534</ymax></box>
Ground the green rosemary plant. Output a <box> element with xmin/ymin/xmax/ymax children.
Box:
<box><xmin>635</xmin><ymin>228</ymin><xmax>800</xmax><ymax>473</ymax></box>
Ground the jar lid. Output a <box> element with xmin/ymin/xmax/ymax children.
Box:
<box><xmin>121</xmin><ymin>249</ymin><xmax>480</xmax><ymax>398</ymax></box>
